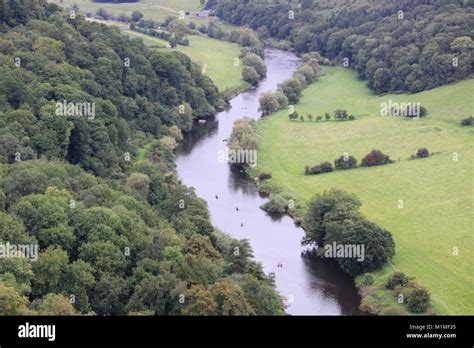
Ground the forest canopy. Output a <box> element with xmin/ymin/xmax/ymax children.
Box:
<box><xmin>208</xmin><ymin>0</ymin><xmax>474</xmax><ymax>94</ymax></box>
<box><xmin>0</xmin><ymin>1</ymin><xmax>286</xmax><ymax>316</ymax></box>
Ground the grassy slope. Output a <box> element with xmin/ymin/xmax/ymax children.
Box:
<box><xmin>59</xmin><ymin>0</ymin><xmax>202</xmax><ymax>21</ymax></box>
<box><xmin>59</xmin><ymin>0</ymin><xmax>238</xmax><ymax>31</ymax></box>
<box><xmin>257</xmin><ymin>67</ymin><xmax>474</xmax><ymax>314</ymax></box>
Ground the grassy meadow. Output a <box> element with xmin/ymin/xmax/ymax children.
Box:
<box><xmin>57</xmin><ymin>0</ymin><xmax>238</xmax><ymax>31</ymax></box>
<box><xmin>58</xmin><ymin>0</ymin><xmax>202</xmax><ymax>21</ymax></box>
<box><xmin>256</xmin><ymin>66</ymin><xmax>474</xmax><ymax>314</ymax></box>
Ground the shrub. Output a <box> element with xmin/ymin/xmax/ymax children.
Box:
<box><xmin>362</xmin><ymin>149</ymin><xmax>391</xmax><ymax>167</ymax></box>
<box><xmin>360</xmin><ymin>296</ymin><xmax>379</xmax><ymax>314</ymax></box>
<box><xmin>419</xmin><ymin>106</ymin><xmax>427</xmax><ymax>117</ymax></box>
<box><xmin>260</xmin><ymin>195</ymin><xmax>288</xmax><ymax>214</ymax></box>
<box><xmin>288</xmin><ymin>111</ymin><xmax>299</xmax><ymax>121</ymax></box>
<box><xmin>334</xmin><ymin>155</ymin><xmax>357</xmax><ymax>170</ymax></box>
<box><xmin>358</xmin><ymin>273</ymin><xmax>374</xmax><ymax>287</ymax></box>
<box><xmin>242</xmin><ymin>65</ymin><xmax>260</xmax><ymax>86</ymax></box>
<box><xmin>386</xmin><ymin>272</ymin><xmax>410</xmax><ymax>290</ymax></box>
<box><xmin>334</xmin><ymin>109</ymin><xmax>348</xmax><ymax>120</ymax></box>
<box><xmin>416</xmin><ymin>148</ymin><xmax>429</xmax><ymax>158</ymax></box>
<box><xmin>302</xmin><ymin>189</ymin><xmax>361</xmax><ymax>246</ymax></box>
<box><xmin>461</xmin><ymin>116</ymin><xmax>473</xmax><ymax>126</ymax></box>
<box><xmin>305</xmin><ymin>162</ymin><xmax>333</xmax><ymax>175</ymax></box>
<box><xmin>320</xmin><ymin>162</ymin><xmax>333</xmax><ymax>172</ymax></box>
<box><xmin>258</xmin><ymin>172</ymin><xmax>272</xmax><ymax>181</ymax></box>
<box><xmin>406</xmin><ymin>287</ymin><xmax>430</xmax><ymax>313</ymax></box>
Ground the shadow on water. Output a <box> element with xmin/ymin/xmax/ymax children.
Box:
<box><xmin>176</xmin><ymin>48</ymin><xmax>363</xmax><ymax>315</ymax></box>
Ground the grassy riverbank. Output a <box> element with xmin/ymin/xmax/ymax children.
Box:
<box><xmin>255</xmin><ymin>66</ymin><xmax>474</xmax><ymax>315</ymax></box>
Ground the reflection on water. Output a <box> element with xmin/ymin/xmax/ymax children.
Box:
<box><xmin>176</xmin><ymin>48</ymin><xmax>362</xmax><ymax>315</ymax></box>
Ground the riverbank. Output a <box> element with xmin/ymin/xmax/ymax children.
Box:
<box><xmin>253</xmin><ymin>66</ymin><xmax>474</xmax><ymax>315</ymax></box>
<box><xmin>175</xmin><ymin>48</ymin><xmax>363</xmax><ymax>315</ymax></box>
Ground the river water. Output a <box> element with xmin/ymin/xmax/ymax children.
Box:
<box><xmin>176</xmin><ymin>48</ymin><xmax>362</xmax><ymax>315</ymax></box>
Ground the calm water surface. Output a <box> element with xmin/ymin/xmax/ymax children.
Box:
<box><xmin>176</xmin><ymin>48</ymin><xmax>362</xmax><ymax>315</ymax></box>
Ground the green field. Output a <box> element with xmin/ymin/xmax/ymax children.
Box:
<box><xmin>58</xmin><ymin>0</ymin><xmax>202</xmax><ymax>21</ymax></box>
<box><xmin>257</xmin><ymin>67</ymin><xmax>474</xmax><ymax>314</ymax></box>
<box><xmin>58</xmin><ymin>0</ymin><xmax>238</xmax><ymax>31</ymax></box>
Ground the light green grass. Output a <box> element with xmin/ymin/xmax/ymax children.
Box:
<box><xmin>257</xmin><ymin>66</ymin><xmax>474</xmax><ymax>315</ymax></box>
<box><xmin>58</xmin><ymin>0</ymin><xmax>238</xmax><ymax>32</ymax></box>
<box><xmin>58</xmin><ymin>0</ymin><xmax>202</xmax><ymax>21</ymax></box>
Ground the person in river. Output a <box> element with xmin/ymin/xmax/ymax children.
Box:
<box><xmin>236</xmin><ymin>207</ymin><xmax>239</xmax><ymax>211</ymax></box>
<box><xmin>215</xmin><ymin>194</ymin><xmax>219</xmax><ymax>199</ymax></box>
<box><xmin>241</xmin><ymin>222</ymin><xmax>244</xmax><ymax>227</ymax></box>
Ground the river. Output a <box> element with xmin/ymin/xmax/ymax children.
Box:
<box><xmin>176</xmin><ymin>48</ymin><xmax>362</xmax><ymax>315</ymax></box>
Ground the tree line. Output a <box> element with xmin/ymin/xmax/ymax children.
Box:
<box><xmin>0</xmin><ymin>2</ymin><xmax>286</xmax><ymax>316</ymax></box>
<box><xmin>259</xmin><ymin>52</ymin><xmax>323</xmax><ymax>116</ymax></box>
<box><xmin>208</xmin><ymin>0</ymin><xmax>473</xmax><ymax>94</ymax></box>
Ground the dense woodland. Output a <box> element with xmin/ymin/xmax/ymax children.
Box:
<box><xmin>0</xmin><ymin>1</ymin><xmax>286</xmax><ymax>315</ymax></box>
<box><xmin>208</xmin><ymin>0</ymin><xmax>474</xmax><ymax>94</ymax></box>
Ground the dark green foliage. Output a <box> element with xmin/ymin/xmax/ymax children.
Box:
<box><xmin>461</xmin><ymin>116</ymin><xmax>474</xmax><ymax>126</ymax></box>
<box><xmin>359</xmin><ymin>274</ymin><xmax>374</xmax><ymax>287</ymax></box>
<box><xmin>288</xmin><ymin>111</ymin><xmax>299</xmax><ymax>121</ymax></box>
<box><xmin>407</xmin><ymin>287</ymin><xmax>431</xmax><ymax>313</ymax></box>
<box><xmin>0</xmin><ymin>9</ymin><xmax>219</xmax><ymax>176</ymax></box>
<box><xmin>260</xmin><ymin>195</ymin><xmax>288</xmax><ymax>214</ymax></box>
<box><xmin>303</xmin><ymin>189</ymin><xmax>395</xmax><ymax>276</ymax></box>
<box><xmin>0</xmin><ymin>2</ymin><xmax>285</xmax><ymax>316</ymax></box>
<box><xmin>242</xmin><ymin>65</ymin><xmax>260</xmax><ymax>86</ymax></box>
<box><xmin>211</xmin><ymin>0</ymin><xmax>473</xmax><ymax>94</ymax></box>
<box><xmin>334</xmin><ymin>155</ymin><xmax>357</xmax><ymax>170</ymax></box>
<box><xmin>302</xmin><ymin>189</ymin><xmax>361</xmax><ymax>246</ymax></box>
<box><xmin>416</xmin><ymin>148</ymin><xmax>430</xmax><ymax>158</ymax></box>
<box><xmin>304</xmin><ymin>162</ymin><xmax>333</xmax><ymax>175</ymax></box>
<box><xmin>386</xmin><ymin>272</ymin><xmax>410</xmax><ymax>290</ymax></box>
<box><xmin>258</xmin><ymin>172</ymin><xmax>272</xmax><ymax>181</ymax></box>
<box><xmin>384</xmin><ymin>272</ymin><xmax>431</xmax><ymax>313</ymax></box>
<box><xmin>361</xmin><ymin>150</ymin><xmax>391</xmax><ymax>167</ymax></box>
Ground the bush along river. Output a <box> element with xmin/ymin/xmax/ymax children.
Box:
<box><xmin>176</xmin><ymin>48</ymin><xmax>362</xmax><ymax>315</ymax></box>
